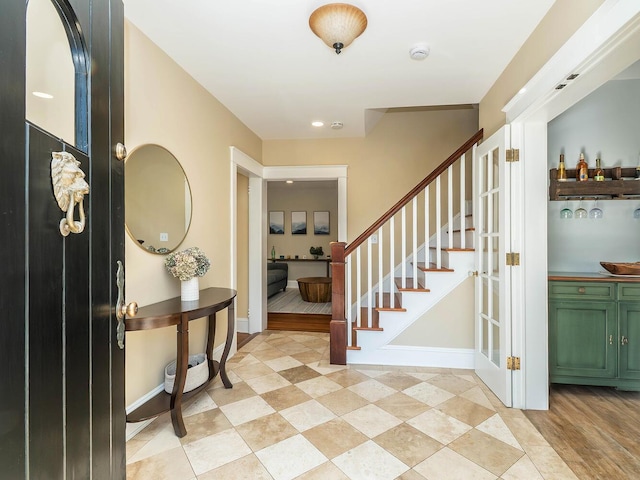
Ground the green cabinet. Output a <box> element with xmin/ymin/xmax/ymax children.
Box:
<box><xmin>549</xmin><ymin>280</ymin><xmax>640</xmax><ymax>391</ymax></box>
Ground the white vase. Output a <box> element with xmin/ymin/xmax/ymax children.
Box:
<box><xmin>181</xmin><ymin>277</ymin><xmax>199</xmax><ymax>301</ymax></box>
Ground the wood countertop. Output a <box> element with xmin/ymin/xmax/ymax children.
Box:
<box><xmin>548</xmin><ymin>271</ymin><xmax>640</xmax><ymax>283</ymax></box>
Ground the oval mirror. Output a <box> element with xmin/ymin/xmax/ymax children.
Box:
<box><xmin>125</xmin><ymin>145</ymin><xmax>192</xmax><ymax>254</ymax></box>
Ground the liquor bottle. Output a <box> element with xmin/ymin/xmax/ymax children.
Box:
<box><xmin>557</xmin><ymin>154</ymin><xmax>567</xmax><ymax>181</ymax></box>
<box><xmin>271</xmin><ymin>245</ymin><xmax>276</xmax><ymax>260</ymax></box>
<box><xmin>593</xmin><ymin>158</ymin><xmax>604</xmax><ymax>181</ymax></box>
<box><xmin>576</xmin><ymin>153</ymin><xmax>588</xmax><ymax>182</ymax></box>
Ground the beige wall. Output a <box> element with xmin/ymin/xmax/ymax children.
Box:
<box><xmin>391</xmin><ymin>278</ymin><xmax>475</xmax><ymax>348</ymax></box>
<box><xmin>264</xmin><ymin>107</ymin><xmax>479</xmax><ymax>240</ymax></box>
<box><xmin>236</xmin><ymin>173</ymin><xmax>249</xmax><ymax>319</ymax></box>
<box><xmin>124</xmin><ymin>21</ymin><xmax>261</xmax><ymax>405</ymax></box>
<box><xmin>479</xmin><ymin>0</ymin><xmax>605</xmax><ymax>137</ymax></box>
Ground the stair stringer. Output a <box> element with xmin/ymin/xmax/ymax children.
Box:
<box><xmin>347</xmin><ymin>250</ymin><xmax>475</xmax><ymax>368</ymax></box>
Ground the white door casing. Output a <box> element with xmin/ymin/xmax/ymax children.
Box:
<box><xmin>474</xmin><ymin>125</ymin><xmax>513</xmax><ymax>407</ymax></box>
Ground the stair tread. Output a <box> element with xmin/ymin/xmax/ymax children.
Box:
<box><xmin>394</xmin><ymin>277</ymin><xmax>430</xmax><ymax>292</ymax></box>
<box><xmin>429</xmin><ymin>247</ymin><xmax>475</xmax><ymax>252</ymax></box>
<box><xmin>415</xmin><ymin>262</ymin><xmax>454</xmax><ymax>272</ymax></box>
<box><xmin>353</xmin><ymin>327</ymin><xmax>384</xmax><ymax>331</ymax></box>
<box><xmin>448</xmin><ymin>227</ymin><xmax>476</xmax><ymax>233</ymax></box>
<box><xmin>347</xmin><ymin>346</ymin><xmax>362</xmax><ymax>351</ymax></box>
<box><xmin>375</xmin><ymin>292</ymin><xmax>405</xmax><ymax>311</ymax></box>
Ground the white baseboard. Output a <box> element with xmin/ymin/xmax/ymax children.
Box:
<box><xmin>237</xmin><ymin>317</ymin><xmax>249</xmax><ymax>333</ymax></box>
<box><xmin>125</xmin><ymin>343</ymin><xmax>226</xmax><ymax>441</ymax></box>
<box><xmin>287</xmin><ymin>280</ymin><xmax>297</xmax><ymax>289</ymax></box>
<box><xmin>348</xmin><ymin>345</ymin><xmax>474</xmax><ymax>370</ymax></box>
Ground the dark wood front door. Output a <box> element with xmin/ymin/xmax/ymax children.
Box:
<box><xmin>0</xmin><ymin>0</ymin><xmax>125</xmax><ymax>478</ymax></box>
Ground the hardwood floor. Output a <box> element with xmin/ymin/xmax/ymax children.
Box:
<box><xmin>267</xmin><ymin>312</ymin><xmax>331</xmax><ymax>332</ymax></box>
<box><xmin>524</xmin><ymin>384</ymin><xmax>640</xmax><ymax>479</ymax></box>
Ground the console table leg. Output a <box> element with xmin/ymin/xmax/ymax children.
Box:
<box><xmin>219</xmin><ymin>302</ymin><xmax>235</xmax><ymax>389</ymax></box>
<box><xmin>170</xmin><ymin>313</ymin><xmax>189</xmax><ymax>437</ymax></box>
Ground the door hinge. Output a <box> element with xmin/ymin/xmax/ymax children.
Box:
<box><xmin>506</xmin><ymin>148</ymin><xmax>520</xmax><ymax>162</ymax></box>
<box><xmin>506</xmin><ymin>252</ymin><xmax>520</xmax><ymax>266</ymax></box>
<box><xmin>507</xmin><ymin>356</ymin><xmax>521</xmax><ymax>370</ymax></box>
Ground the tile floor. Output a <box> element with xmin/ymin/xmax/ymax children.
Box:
<box><xmin>126</xmin><ymin>331</ymin><xmax>578</xmax><ymax>480</ymax></box>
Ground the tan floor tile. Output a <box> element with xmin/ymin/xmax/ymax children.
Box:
<box><xmin>300</xmin><ymin>338</ymin><xmax>331</xmax><ymax>350</ymax></box>
<box><xmin>179</xmin><ymin>408</ymin><xmax>233</xmax><ymax>445</ymax></box>
<box><xmin>233</xmin><ymin>362</ymin><xmax>276</xmax><ymax>381</ymax></box>
<box><xmin>395</xmin><ymin>469</ymin><xmax>427</xmax><ymax>480</ymax></box>
<box><xmin>332</xmin><ymin>440</ymin><xmax>409</xmax><ymax>480</ymax></box>
<box><xmin>291</xmin><ymin>350</ymin><xmax>324</xmax><ymax>364</ymax></box>
<box><xmin>427</xmin><ymin>373</ymin><xmax>477</xmax><ymax>395</ymax></box>
<box><xmin>294</xmin><ymin>461</ymin><xmax>350</xmax><ymax>479</ymax></box>
<box><xmin>261</xmin><ymin>384</ymin><xmax>312</xmax><ymax>411</ymax></box>
<box><xmin>449</xmin><ymin>429</ymin><xmax>524</xmax><ymax>476</ymax></box>
<box><xmin>182</xmin><ymin>428</ymin><xmax>252</xmax><ymax>475</ymax></box>
<box><xmin>403</xmin><ymin>381</ymin><xmax>455</xmax><ymax>407</ymax></box>
<box><xmin>235</xmin><ymin>412</ymin><xmax>298</xmax><ymax>451</ymax></box>
<box><xmin>251</xmin><ymin>347</ymin><xmax>289</xmax><ymax>362</ymax></box>
<box><xmin>207</xmin><ymin>381</ymin><xmax>256</xmax><ymax>407</ymax></box>
<box><xmin>255</xmin><ymin>434</ymin><xmax>327</xmax><ymax>480</ymax></box>
<box><xmin>316</xmin><ymin>388</ymin><xmax>370</xmax><ymax>416</ymax></box>
<box><xmin>506</xmin><ymin>417</ymin><xmax>551</xmax><ymax>449</ymax></box>
<box><xmin>374</xmin><ymin>371</ymin><xmax>423</xmax><ymax>391</ymax></box>
<box><xmin>348</xmin><ymin>379</ymin><xmax>397</xmax><ymax>402</ymax></box>
<box><xmin>264</xmin><ymin>336</ymin><xmax>295</xmax><ymax>347</ymax></box>
<box><xmin>128</xmin><ymin>423</ymin><xmax>182</xmax><ymax>464</ymax></box>
<box><xmin>436</xmin><ymin>396</ymin><xmax>495</xmax><ymax>427</ymax></box>
<box><xmin>524</xmin><ymin>445</ymin><xmax>580</xmax><ymax>480</ymax></box>
<box><xmin>325</xmin><ymin>368</ymin><xmax>371</xmax><ymax>387</ymax></box>
<box><xmin>476</xmin><ymin>413</ymin><xmax>523</xmax><ymax>451</ymax></box>
<box><xmin>280</xmin><ymin>399</ymin><xmax>336</xmax><ymax>432</ymax></box>
<box><xmin>407</xmin><ymin>409</ymin><xmax>472</xmax><ymax>445</ymax></box>
<box><xmin>501</xmin><ymin>454</ymin><xmax>544</xmax><ymax>480</ymax></box>
<box><xmin>220</xmin><ymin>395</ymin><xmax>275</xmax><ymax>426</ymax></box>
<box><xmin>302</xmin><ymin>418</ymin><xmax>368</xmax><ymax>459</ymax></box>
<box><xmin>296</xmin><ymin>376</ymin><xmax>343</xmax><ymax>398</ymax></box>
<box><xmin>125</xmin><ymin>437</ymin><xmax>148</xmax><ymax>461</ymax></box>
<box><xmin>126</xmin><ymin>446</ymin><xmax>195</xmax><ymax>480</ymax></box>
<box><xmin>276</xmin><ymin>341</ymin><xmax>313</xmax><ymax>355</ymax></box>
<box><xmin>373</xmin><ymin>423</ymin><xmax>443</xmax><ymax>467</ymax></box>
<box><xmin>413</xmin><ymin>447</ymin><xmax>496</xmax><ymax>480</ymax></box>
<box><xmin>181</xmin><ymin>390</ymin><xmax>217</xmax><ymax>418</ymax></box>
<box><xmin>197</xmin><ymin>453</ymin><xmax>272</xmax><ymax>480</ymax></box>
<box><xmin>459</xmin><ymin>385</ymin><xmax>496</xmax><ymax>410</ymax></box>
<box><xmin>245</xmin><ymin>372</ymin><xmax>292</xmax><ymax>394</ymax></box>
<box><xmin>342</xmin><ymin>404</ymin><xmax>402</xmax><ymax>438</ymax></box>
<box><xmin>279</xmin><ymin>365</ymin><xmax>322</xmax><ymax>384</ymax></box>
<box><xmin>263</xmin><ymin>355</ymin><xmax>303</xmax><ymax>372</ymax></box>
<box><xmin>374</xmin><ymin>392</ymin><xmax>431</xmax><ymax>421</ymax></box>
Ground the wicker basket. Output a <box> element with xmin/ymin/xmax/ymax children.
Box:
<box><xmin>164</xmin><ymin>353</ymin><xmax>208</xmax><ymax>393</ymax></box>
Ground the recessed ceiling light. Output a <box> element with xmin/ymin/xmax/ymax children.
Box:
<box><xmin>312</xmin><ymin>121</ymin><xmax>324</xmax><ymax>127</ymax></box>
<box><xmin>33</xmin><ymin>91</ymin><xmax>53</xmax><ymax>99</ymax></box>
<box><xmin>286</xmin><ymin>180</ymin><xmax>294</xmax><ymax>184</ymax></box>
<box><xmin>518</xmin><ymin>87</ymin><xmax>527</xmax><ymax>95</ymax></box>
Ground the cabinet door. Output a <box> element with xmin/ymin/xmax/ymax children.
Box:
<box><xmin>549</xmin><ymin>301</ymin><xmax>616</xmax><ymax>380</ymax></box>
<box><xmin>619</xmin><ymin>302</ymin><xmax>640</xmax><ymax>380</ymax></box>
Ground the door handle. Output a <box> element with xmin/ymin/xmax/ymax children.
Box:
<box><xmin>115</xmin><ymin>260</ymin><xmax>138</xmax><ymax>349</ymax></box>
<box><xmin>621</xmin><ymin>336</ymin><xmax>629</xmax><ymax>346</ymax></box>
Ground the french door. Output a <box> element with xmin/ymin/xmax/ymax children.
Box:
<box><xmin>473</xmin><ymin>126</ymin><xmax>513</xmax><ymax>406</ymax></box>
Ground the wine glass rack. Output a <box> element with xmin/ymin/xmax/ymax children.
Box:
<box><xmin>549</xmin><ymin>167</ymin><xmax>640</xmax><ymax>200</ymax></box>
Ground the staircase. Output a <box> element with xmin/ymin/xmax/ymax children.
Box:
<box><xmin>329</xmin><ymin>130</ymin><xmax>483</xmax><ymax>366</ymax></box>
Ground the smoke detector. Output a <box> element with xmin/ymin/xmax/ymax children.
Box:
<box><xmin>409</xmin><ymin>44</ymin><xmax>430</xmax><ymax>61</ymax></box>
<box><xmin>330</xmin><ymin>121</ymin><xmax>344</xmax><ymax>130</ymax></box>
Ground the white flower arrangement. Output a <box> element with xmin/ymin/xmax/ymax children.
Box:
<box><xmin>164</xmin><ymin>247</ymin><xmax>211</xmax><ymax>281</ymax></box>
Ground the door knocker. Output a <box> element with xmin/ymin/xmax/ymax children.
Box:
<box><xmin>51</xmin><ymin>151</ymin><xmax>90</xmax><ymax>236</ymax></box>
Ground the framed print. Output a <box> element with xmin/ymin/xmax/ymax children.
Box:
<box><xmin>291</xmin><ymin>211</ymin><xmax>307</xmax><ymax>235</ymax></box>
<box><xmin>269</xmin><ymin>211</ymin><xmax>284</xmax><ymax>234</ymax></box>
<box><xmin>314</xmin><ymin>211</ymin><xmax>330</xmax><ymax>235</ymax></box>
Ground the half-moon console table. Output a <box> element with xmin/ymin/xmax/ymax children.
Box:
<box><xmin>125</xmin><ymin>287</ymin><xmax>237</xmax><ymax>437</ymax></box>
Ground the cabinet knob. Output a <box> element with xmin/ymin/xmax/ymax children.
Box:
<box><xmin>577</xmin><ymin>287</ymin><xmax>586</xmax><ymax>294</ymax></box>
<box><xmin>622</xmin><ymin>335</ymin><xmax>629</xmax><ymax>345</ymax></box>
<box><xmin>610</xmin><ymin>335</ymin><xmax>613</xmax><ymax>345</ymax></box>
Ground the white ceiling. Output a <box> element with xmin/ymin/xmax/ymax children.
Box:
<box><xmin>124</xmin><ymin>0</ymin><xmax>556</xmax><ymax>140</ymax></box>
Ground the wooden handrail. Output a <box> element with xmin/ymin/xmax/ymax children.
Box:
<box><xmin>344</xmin><ymin>129</ymin><xmax>483</xmax><ymax>256</ymax></box>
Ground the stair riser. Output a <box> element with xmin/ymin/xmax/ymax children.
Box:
<box><xmin>431</xmin><ymin>230</ymin><xmax>474</xmax><ymax>249</ymax></box>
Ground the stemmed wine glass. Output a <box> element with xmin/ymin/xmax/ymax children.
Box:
<box><xmin>560</xmin><ymin>201</ymin><xmax>573</xmax><ymax>219</ymax></box>
<box><xmin>589</xmin><ymin>200</ymin><xmax>603</xmax><ymax>219</ymax></box>
<box><xmin>574</xmin><ymin>199</ymin><xmax>587</xmax><ymax>219</ymax></box>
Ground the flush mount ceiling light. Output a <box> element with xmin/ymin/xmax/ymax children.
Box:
<box><xmin>330</xmin><ymin>121</ymin><xmax>343</xmax><ymax>130</ymax></box>
<box><xmin>312</xmin><ymin>121</ymin><xmax>324</xmax><ymax>127</ymax></box>
<box><xmin>309</xmin><ymin>3</ymin><xmax>367</xmax><ymax>54</ymax></box>
<box><xmin>409</xmin><ymin>44</ymin><xmax>430</xmax><ymax>61</ymax></box>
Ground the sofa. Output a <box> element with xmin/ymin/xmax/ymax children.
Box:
<box><xmin>267</xmin><ymin>262</ymin><xmax>288</xmax><ymax>297</ymax></box>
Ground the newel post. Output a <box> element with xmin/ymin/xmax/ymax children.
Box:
<box><xmin>330</xmin><ymin>241</ymin><xmax>347</xmax><ymax>365</ymax></box>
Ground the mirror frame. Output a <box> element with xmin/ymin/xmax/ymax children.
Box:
<box><xmin>124</xmin><ymin>144</ymin><xmax>193</xmax><ymax>255</ymax></box>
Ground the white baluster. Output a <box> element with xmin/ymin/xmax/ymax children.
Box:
<box><xmin>436</xmin><ymin>176</ymin><xmax>442</xmax><ymax>269</ymax></box>
<box><xmin>448</xmin><ymin>165</ymin><xmax>453</xmax><ymax>250</ymax></box>
<box><xmin>460</xmin><ymin>153</ymin><xmax>466</xmax><ymax>249</ymax></box>
<box><xmin>412</xmin><ymin>197</ymin><xmax>418</xmax><ymax>287</ymax></box>
<box><xmin>424</xmin><ymin>185</ymin><xmax>429</xmax><ymax>273</ymax></box>
<box><xmin>401</xmin><ymin>206</ymin><xmax>406</xmax><ymax>289</ymax></box>
<box><xmin>356</xmin><ymin>247</ymin><xmax>362</xmax><ymax>330</ymax></box>
<box><xmin>367</xmin><ymin>236</ymin><xmax>372</xmax><ymax>327</ymax></box>
<box><xmin>378</xmin><ymin>226</ymin><xmax>383</xmax><ymax>309</ymax></box>
<box><xmin>390</xmin><ymin>216</ymin><xmax>395</xmax><ymax>308</ymax></box>
<box><xmin>346</xmin><ymin>256</ymin><xmax>352</xmax><ymax>347</ymax></box>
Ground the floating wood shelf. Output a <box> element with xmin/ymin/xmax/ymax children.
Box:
<box><xmin>549</xmin><ymin>167</ymin><xmax>640</xmax><ymax>200</ymax></box>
